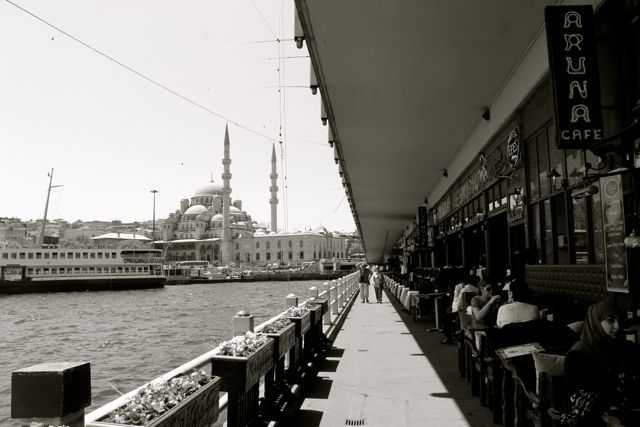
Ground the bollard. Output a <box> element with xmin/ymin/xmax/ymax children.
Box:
<box><xmin>285</xmin><ymin>293</ymin><xmax>298</xmax><ymax>309</ymax></box>
<box><xmin>330</xmin><ymin>280</ymin><xmax>338</xmax><ymax>315</ymax></box>
<box><xmin>12</xmin><ymin>362</ymin><xmax>91</xmax><ymax>427</ymax></box>
<box><xmin>309</xmin><ymin>286</ymin><xmax>319</xmax><ymax>298</ymax></box>
<box><xmin>338</xmin><ymin>279</ymin><xmax>345</xmax><ymax>308</ymax></box>
<box><xmin>322</xmin><ymin>282</ymin><xmax>332</xmax><ymax>325</ymax></box>
<box><xmin>232</xmin><ymin>310</ymin><xmax>254</xmax><ymax>336</ymax></box>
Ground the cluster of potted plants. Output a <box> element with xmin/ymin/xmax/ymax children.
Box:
<box><xmin>261</xmin><ymin>317</ymin><xmax>293</xmax><ymax>334</ymax></box>
<box><xmin>215</xmin><ymin>331</ymin><xmax>270</xmax><ymax>357</ymax></box>
<box><xmin>95</xmin><ymin>370</ymin><xmax>218</xmax><ymax>426</ymax></box>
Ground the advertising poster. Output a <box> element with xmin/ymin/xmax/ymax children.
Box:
<box><xmin>600</xmin><ymin>175</ymin><xmax>629</xmax><ymax>292</ymax></box>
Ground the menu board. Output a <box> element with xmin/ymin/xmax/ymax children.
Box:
<box><xmin>600</xmin><ymin>175</ymin><xmax>629</xmax><ymax>292</ymax></box>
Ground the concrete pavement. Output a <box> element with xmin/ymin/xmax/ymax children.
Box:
<box><xmin>285</xmin><ymin>288</ymin><xmax>497</xmax><ymax>427</ymax></box>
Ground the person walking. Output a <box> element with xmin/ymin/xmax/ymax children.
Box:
<box><xmin>370</xmin><ymin>266</ymin><xmax>383</xmax><ymax>303</ymax></box>
<box><xmin>358</xmin><ymin>263</ymin><xmax>371</xmax><ymax>303</ymax></box>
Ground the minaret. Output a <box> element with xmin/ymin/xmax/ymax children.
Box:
<box><xmin>269</xmin><ymin>144</ymin><xmax>278</xmax><ymax>233</ymax></box>
<box><xmin>221</xmin><ymin>125</ymin><xmax>233</xmax><ymax>264</ymax></box>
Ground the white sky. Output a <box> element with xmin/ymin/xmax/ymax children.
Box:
<box><xmin>0</xmin><ymin>0</ymin><xmax>355</xmax><ymax>232</ymax></box>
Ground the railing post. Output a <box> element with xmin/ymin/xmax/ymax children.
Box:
<box><xmin>285</xmin><ymin>293</ymin><xmax>299</xmax><ymax>309</ymax></box>
<box><xmin>232</xmin><ymin>310</ymin><xmax>254</xmax><ymax>336</ymax></box>
<box><xmin>330</xmin><ymin>280</ymin><xmax>338</xmax><ymax>315</ymax></box>
<box><xmin>309</xmin><ymin>286</ymin><xmax>318</xmax><ymax>298</ymax></box>
<box><xmin>322</xmin><ymin>282</ymin><xmax>332</xmax><ymax>325</ymax></box>
<box><xmin>12</xmin><ymin>362</ymin><xmax>91</xmax><ymax>427</ymax></box>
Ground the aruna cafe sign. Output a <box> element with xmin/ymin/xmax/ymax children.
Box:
<box><xmin>545</xmin><ymin>5</ymin><xmax>603</xmax><ymax>149</ymax></box>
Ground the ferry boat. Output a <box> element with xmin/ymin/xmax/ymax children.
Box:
<box><xmin>0</xmin><ymin>248</ymin><xmax>165</xmax><ymax>294</ymax></box>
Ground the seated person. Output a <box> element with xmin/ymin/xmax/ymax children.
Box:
<box><xmin>561</xmin><ymin>300</ymin><xmax>640</xmax><ymax>426</ymax></box>
<box><xmin>470</xmin><ymin>281</ymin><xmax>501</xmax><ymax>328</ymax></box>
<box><xmin>496</xmin><ymin>279</ymin><xmax>539</xmax><ymax>328</ymax></box>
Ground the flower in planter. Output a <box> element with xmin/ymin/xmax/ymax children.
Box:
<box><xmin>261</xmin><ymin>318</ymin><xmax>293</xmax><ymax>334</ymax></box>
<box><xmin>215</xmin><ymin>331</ymin><xmax>270</xmax><ymax>357</ymax></box>
<box><xmin>304</xmin><ymin>299</ymin><xmax>321</xmax><ymax>309</ymax></box>
<box><xmin>104</xmin><ymin>370</ymin><xmax>212</xmax><ymax>425</ymax></box>
<box><xmin>284</xmin><ymin>306</ymin><xmax>309</xmax><ymax>318</ymax></box>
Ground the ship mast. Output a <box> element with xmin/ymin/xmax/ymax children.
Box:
<box><xmin>38</xmin><ymin>168</ymin><xmax>62</xmax><ymax>248</ymax></box>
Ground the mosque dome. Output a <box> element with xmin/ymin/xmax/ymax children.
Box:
<box><xmin>229</xmin><ymin>205</ymin><xmax>242</xmax><ymax>214</ymax></box>
<box><xmin>211</xmin><ymin>214</ymin><xmax>224</xmax><ymax>222</ymax></box>
<box><xmin>254</xmin><ymin>229</ymin><xmax>267</xmax><ymax>236</ymax></box>
<box><xmin>193</xmin><ymin>181</ymin><xmax>224</xmax><ymax>197</ymax></box>
<box><xmin>184</xmin><ymin>204</ymin><xmax>208</xmax><ymax>215</ymax></box>
<box><xmin>314</xmin><ymin>225</ymin><xmax>328</xmax><ymax>235</ymax></box>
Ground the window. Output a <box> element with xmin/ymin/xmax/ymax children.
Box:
<box><xmin>83</xmin><ymin>252</ymin><xmax>88</xmax><ymax>259</ymax></box>
<box><xmin>256</xmin><ymin>241</ymin><xmax>260</xmax><ymax>249</ymax></box>
<box><xmin>256</xmin><ymin>253</ymin><xmax>261</xmax><ymax>261</ymax></box>
<box><xmin>44</xmin><ymin>253</ymin><xmax>50</xmax><ymax>259</ymax></box>
<box><xmin>90</xmin><ymin>252</ymin><xmax>95</xmax><ymax>259</ymax></box>
<box><xmin>82</xmin><ymin>268</ymin><xmax>88</xmax><ymax>274</ymax></box>
<box><xmin>111</xmin><ymin>252</ymin><xmax>117</xmax><ymax>258</ymax></box>
<box><xmin>266</xmin><ymin>252</ymin><xmax>271</xmax><ymax>260</ymax></box>
<box><xmin>266</xmin><ymin>241</ymin><xmax>270</xmax><ymax>249</ymax></box>
<box><xmin>288</xmin><ymin>240</ymin><xmax>292</xmax><ymax>248</ymax></box>
<box><xmin>97</xmin><ymin>252</ymin><xmax>103</xmax><ymax>258</ymax></box>
<box><xmin>277</xmin><ymin>241</ymin><xmax>281</xmax><ymax>249</ymax></box>
<box><xmin>277</xmin><ymin>252</ymin><xmax>282</xmax><ymax>260</ymax></box>
<box><xmin>288</xmin><ymin>252</ymin><xmax>292</xmax><ymax>260</ymax></box>
<box><xmin>36</xmin><ymin>252</ymin><xmax>42</xmax><ymax>259</ymax></box>
<box><xmin>299</xmin><ymin>240</ymin><xmax>304</xmax><ymax>248</ymax></box>
<box><xmin>300</xmin><ymin>251</ymin><xmax>304</xmax><ymax>259</ymax></box>
<box><xmin>89</xmin><ymin>267</ymin><xmax>95</xmax><ymax>274</ymax></box>
<box><xmin>60</xmin><ymin>252</ymin><xmax>65</xmax><ymax>259</ymax></box>
<box><xmin>52</xmin><ymin>252</ymin><xmax>58</xmax><ymax>259</ymax></box>
<box><xmin>28</xmin><ymin>253</ymin><xmax>33</xmax><ymax>259</ymax></box>
<box><xmin>19</xmin><ymin>252</ymin><xmax>25</xmax><ymax>259</ymax></box>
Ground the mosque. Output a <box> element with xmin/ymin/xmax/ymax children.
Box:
<box><xmin>156</xmin><ymin>125</ymin><xmax>347</xmax><ymax>266</ymax></box>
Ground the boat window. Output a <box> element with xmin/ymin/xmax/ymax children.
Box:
<box><xmin>74</xmin><ymin>267</ymin><xmax>80</xmax><ymax>274</ymax></box>
<box><xmin>27</xmin><ymin>253</ymin><xmax>33</xmax><ymax>259</ymax></box>
<box><xmin>82</xmin><ymin>268</ymin><xmax>87</xmax><ymax>274</ymax></box>
<box><xmin>1</xmin><ymin>253</ymin><xmax>7</xmax><ymax>259</ymax></box>
<box><xmin>67</xmin><ymin>252</ymin><xmax>73</xmax><ymax>258</ymax></box>
<box><xmin>60</xmin><ymin>253</ymin><xmax>65</xmax><ymax>259</ymax></box>
<box><xmin>75</xmin><ymin>253</ymin><xmax>81</xmax><ymax>259</ymax></box>
<box><xmin>51</xmin><ymin>268</ymin><xmax>57</xmax><ymax>275</ymax></box>
<box><xmin>111</xmin><ymin>252</ymin><xmax>117</xmax><ymax>258</ymax></box>
<box><xmin>125</xmin><ymin>267</ymin><xmax>130</xmax><ymax>273</ymax></box>
<box><xmin>110</xmin><ymin>267</ymin><xmax>116</xmax><ymax>273</ymax></box>
<box><xmin>144</xmin><ymin>267</ymin><xmax>148</xmax><ymax>272</ymax></box>
<box><xmin>89</xmin><ymin>267</ymin><xmax>95</xmax><ymax>273</ymax></box>
<box><xmin>117</xmin><ymin>267</ymin><xmax>123</xmax><ymax>273</ymax></box>
<box><xmin>19</xmin><ymin>253</ymin><xmax>25</xmax><ymax>259</ymax></box>
<box><xmin>27</xmin><ymin>268</ymin><xmax>33</xmax><ymax>275</ymax></box>
<box><xmin>52</xmin><ymin>253</ymin><xmax>58</xmax><ymax>259</ymax></box>
<box><xmin>43</xmin><ymin>268</ymin><xmax>49</xmax><ymax>274</ymax></box>
<box><xmin>83</xmin><ymin>252</ymin><xmax>88</xmax><ymax>259</ymax></box>
<box><xmin>90</xmin><ymin>253</ymin><xmax>96</xmax><ymax>259</ymax></box>
<box><xmin>105</xmin><ymin>252</ymin><xmax>110</xmax><ymax>258</ymax></box>
<box><xmin>97</xmin><ymin>252</ymin><xmax>103</xmax><ymax>258</ymax></box>
<box><xmin>44</xmin><ymin>253</ymin><xmax>50</xmax><ymax>259</ymax></box>
<box><xmin>34</xmin><ymin>269</ymin><xmax>40</xmax><ymax>275</ymax></box>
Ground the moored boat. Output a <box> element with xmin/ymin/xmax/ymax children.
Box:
<box><xmin>0</xmin><ymin>248</ymin><xmax>165</xmax><ymax>294</ymax></box>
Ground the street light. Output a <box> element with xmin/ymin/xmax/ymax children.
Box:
<box><xmin>150</xmin><ymin>190</ymin><xmax>159</xmax><ymax>244</ymax></box>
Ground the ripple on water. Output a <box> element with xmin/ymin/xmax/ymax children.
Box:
<box><xmin>0</xmin><ymin>280</ymin><xmax>325</xmax><ymax>426</ymax></box>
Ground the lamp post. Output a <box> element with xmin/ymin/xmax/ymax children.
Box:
<box><xmin>150</xmin><ymin>190</ymin><xmax>159</xmax><ymax>244</ymax></box>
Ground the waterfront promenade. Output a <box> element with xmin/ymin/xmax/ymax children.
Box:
<box><xmin>288</xmin><ymin>289</ymin><xmax>496</xmax><ymax>427</ymax></box>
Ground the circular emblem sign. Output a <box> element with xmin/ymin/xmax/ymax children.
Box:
<box><xmin>507</xmin><ymin>127</ymin><xmax>521</xmax><ymax>169</ymax></box>
<box><xmin>604</xmin><ymin>179</ymin><xmax>619</xmax><ymax>198</ymax></box>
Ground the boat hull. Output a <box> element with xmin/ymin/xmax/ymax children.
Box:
<box><xmin>0</xmin><ymin>276</ymin><xmax>165</xmax><ymax>294</ymax></box>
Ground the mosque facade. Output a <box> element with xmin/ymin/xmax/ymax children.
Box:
<box><xmin>156</xmin><ymin>126</ymin><xmax>347</xmax><ymax>266</ymax></box>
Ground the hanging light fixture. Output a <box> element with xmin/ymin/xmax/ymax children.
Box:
<box><xmin>321</xmin><ymin>101</ymin><xmax>328</xmax><ymax>126</ymax></box>
<box><xmin>294</xmin><ymin>9</ymin><xmax>304</xmax><ymax>49</ymax></box>
<box><xmin>310</xmin><ymin>63</ymin><xmax>318</xmax><ymax>95</ymax></box>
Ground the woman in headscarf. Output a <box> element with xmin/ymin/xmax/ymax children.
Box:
<box><xmin>561</xmin><ymin>300</ymin><xmax>640</xmax><ymax>426</ymax></box>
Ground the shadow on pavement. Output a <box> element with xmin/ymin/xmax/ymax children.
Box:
<box><xmin>384</xmin><ymin>288</ymin><xmax>498</xmax><ymax>426</ymax></box>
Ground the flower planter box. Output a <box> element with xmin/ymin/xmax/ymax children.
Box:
<box><xmin>87</xmin><ymin>376</ymin><xmax>221</xmax><ymax>427</ymax></box>
<box><xmin>315</xmin><ymin>297</ymin><xmax>329</xmax><ymax>315</ymax></box>
<box><xmin>287</xmin><ymin>311</ymin><xmax>311</xmax><ymax>337</ymax></box>
<box><xmin>264</xmin><ymin>322</ymin><xmax>296</xmax><ymax>361</ymax></box>
<box><xmin>210</xmin><ymin>339</ymin><xmax>275</xmax><ymax>393</ymax></box>
<box><xmin>306</xmin><ymin>304</ymin><xmax>323</xmax><ymax>326</ymax></box>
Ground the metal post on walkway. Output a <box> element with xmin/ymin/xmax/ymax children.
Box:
<box><xmin>330</xmin><ymin>280</ymin><xmax>338</xmax><ymax>315</ymax></box>
<box><xmin>322</xmin><ymin>282</ymin><xmax>332</xmax><ymax>325</ymax></box>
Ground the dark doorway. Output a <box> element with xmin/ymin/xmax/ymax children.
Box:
<box><xmin>463</xmin><ymin>224</ymin><xmax>486</xmax><ymax>271</ymax></box>
<box><xmin>487</xmin><ymin>212</ymin><xmax>509</xmax><ymax>283</ymax></box>
<box><xmin>509</xmin><ymin>223</ymin><xmax>526</xmax><ymax>281</ymax></box>
<box><xmin>447</xmin><ymin>233</ymin><xmax>463</xmax><ymax>266</ymax></box>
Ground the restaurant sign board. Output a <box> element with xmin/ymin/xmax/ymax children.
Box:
<box><xmin>600</xmin><ymin>174</ymin><xmax>629</xmax><ymax>293</ymax></box>
<box><xmin>417</xmin><ymin>206</ymin><xmax>430</xmax><ymax>248</ymax></box>
<box><xmin>545</xmin><ymin>5</ymin><xmax>603</xmax><ymax>149</ymax></box>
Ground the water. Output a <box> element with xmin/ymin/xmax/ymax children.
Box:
<box><xmin>0</xmin><ymin>280</ymin><xmax>325</xmax><ymax>425</ymax></box>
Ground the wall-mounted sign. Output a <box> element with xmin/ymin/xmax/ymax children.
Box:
<box><xmin>545</xmin><ymin>5</ymin><xmax>603</xmax><ymax>149</ymax></box>
<box><xmin>600</xmin><ymin>174</ymin><xmax>629</xmax><ymax>293</ymax></box>
<box><xmin>417</xmin><ymin>206</ymin><xmax>429</xmax><ymax>248</ymax></box>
